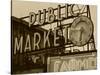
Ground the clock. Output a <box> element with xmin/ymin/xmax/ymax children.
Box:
<box><xmin>69</xmin><ymin>16</ymin><xmax>93</xmax><ymax>46</ymax></box>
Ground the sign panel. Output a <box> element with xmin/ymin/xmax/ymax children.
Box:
<box><xmin>47</xmin><ymin>52</ymin><xmax>97</xmax><ymax>72</ymax></box>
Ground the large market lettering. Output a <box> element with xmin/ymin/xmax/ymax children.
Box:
<box><xmin>14</xmin><ymin>27</ymin><xmax>67</xmax><ymax>54</ymax></box>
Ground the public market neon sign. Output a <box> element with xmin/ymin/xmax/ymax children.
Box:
<box><xmin>14</xmin><ymin>4</ymin><xmax>87</xmax><ymax>54</ymax></box>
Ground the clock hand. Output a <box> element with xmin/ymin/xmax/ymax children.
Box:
<box><xmin>79</xmin><ymin>27</ymin><xmax>84</xmax><ymax>42</ymax></box>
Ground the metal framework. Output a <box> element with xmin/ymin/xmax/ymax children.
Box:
<box><xmin>19</xmin><ymin>4</ymin><xmax>96</xmax><ymax>56</ymax></box>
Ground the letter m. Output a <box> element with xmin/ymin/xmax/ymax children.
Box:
<box><xmin>14</xmin><ymin>36</ymin><xmax>23</xmax><ymax>54</ymax></box>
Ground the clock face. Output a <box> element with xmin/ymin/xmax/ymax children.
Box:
<box><xmin>69</xmin><ymin>16</ymin><xmax>93</xmax><ymax>46</ymax></box>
